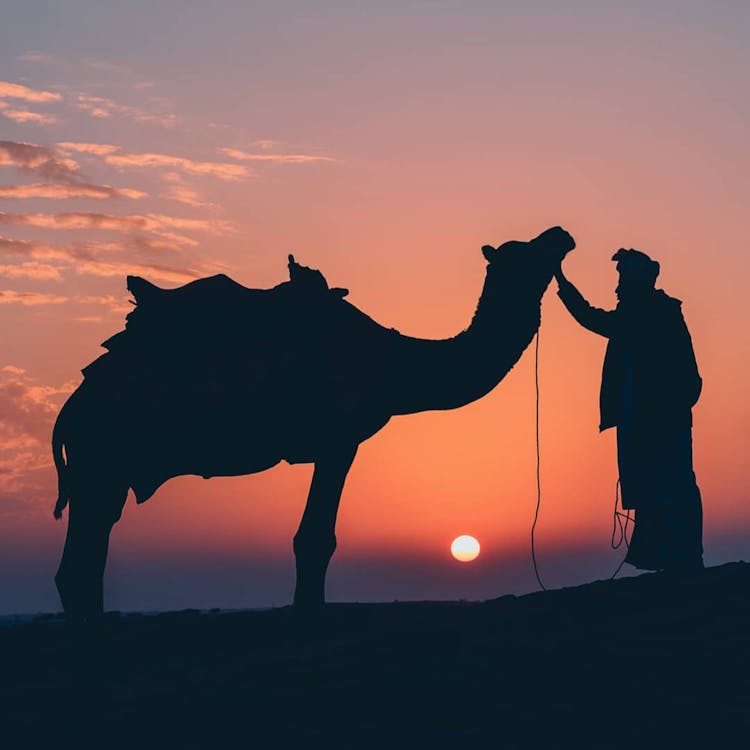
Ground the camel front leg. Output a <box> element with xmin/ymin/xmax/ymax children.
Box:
<box><xmin>293</xmin><ymin>444</ymin><xmax>357</xmax><ymax>609</ymax></box>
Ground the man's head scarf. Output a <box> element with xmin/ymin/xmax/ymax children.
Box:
<box><xmin>612</xmin><ymin>248</ymin><xmax>660</xmax><ymax>285</ymax></box>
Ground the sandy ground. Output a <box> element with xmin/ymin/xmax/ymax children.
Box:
<box><xmin>2</xmin><ymin>562</ymin><xmax>749</xmax><ymax>748</ymax></box>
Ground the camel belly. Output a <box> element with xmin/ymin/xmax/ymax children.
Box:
<box><xmin>130</xmin><ymin>451</ymin><xmax>284</xmax><ymax>504</ymax></box>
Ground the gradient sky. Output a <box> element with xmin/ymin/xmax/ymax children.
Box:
<box><xmin>1</xmin><ymin>1</ymin><xmax>748</xmax><ymax>614</ymax></box>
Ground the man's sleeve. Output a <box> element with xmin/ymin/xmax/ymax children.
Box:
<box><xmin>557</xmin><ymin>279</ymin><xmax>615</xmax><ymax>338</ymax></box>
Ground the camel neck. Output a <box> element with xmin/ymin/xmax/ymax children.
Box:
<box><xmin>388</xmin><ymin>272</ymin><xmax>541</xmax><ymax>416</ymax></box>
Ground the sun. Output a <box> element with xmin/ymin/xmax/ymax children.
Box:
<box><xmin>451</xmin><ymin>535</ymin><xmax>480</xmax><ymax>562</ymax></box>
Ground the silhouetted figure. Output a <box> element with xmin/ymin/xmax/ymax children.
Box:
<box><xmin>556</xmin><ymin>248</ymin><xmax>703</xmax><ymax>572</ymax></box>
<box><xmin>51</xmin><ymin>226</ymin><xmax>575</xmax><ymax>623</ymax></box>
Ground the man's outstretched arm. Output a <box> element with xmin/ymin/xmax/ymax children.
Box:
<box><xmin>555</xmin><ymin>268</ymin><xmax>614</xmax><ymax>338</ymax></box>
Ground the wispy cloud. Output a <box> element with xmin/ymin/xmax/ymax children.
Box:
<box><xmin>75</xmin><ymin>93</ymin><xmax>177</xmax><ymax>128</ymax></box>
<box><xmin>0</xmin><ymin>140</ymin><xmax>147</xmax><ymax>200</ymax></box>
<box><xmin>0</xmin><ymin>365</ymin><xmax>71</xmax><ymax>442</ymax></box>
<box><xmin>0</xmin><ymin>211</ymin><xmax>234</xmax><ymax>249</ymax></box>
<box><xmin>0</xmin><ymin>235</ymin><xmax>155</xmax><ymax>260</ymax></box>
<box><xmin>15</xmin><ymin>51</ymin><xmax>57</xmax><ymax>65</ymax></box>
<box><xmin>56</xmin><ymin>141</ymin><xmax>119</xmax><ymax>156</ymax></box>
<box><xmin>0</xmin><ymin>236</ymin><xmax>202</xmax><ymax>284</ymax></box>
<box><xmin>0</xmin><ymin>262</ymin><xmax>63</xmax><ymax>281</ymax></box>
<box><xmin>59</xmin><ymin>141</ymin><xmax>250</xmax><ymax>180</ymax></box>
<box><xmin>0</xmin><ymin>81</ymin><xmax>60</xmax><ymax>126</ymax></box>
<box><xmin>107</xmin><ymin>150</ymin><xmax>249</xmax><ymax>180</ymax></box>
<box><xmin>221</xmin><ymin>147</ymin><xmax>336</xmax><ymax>164</ymax></box>
<box><xmin>160</xmin><ymin>171</ymin><xmax>215</xmax><ymax>208</ymax></box>
<box><xmin>162</xmin><ymin>183</ymin><xmax>211</xmax><ymax>208</ymax></box>
<box><xmin>0</xmin><ymin>290</ymin><xmax>131</xmax><ymax>312</ymax></box>
<box><xmin>0</xmin><ymin>290</ymin><xmax>69</xmax><ymax>305</ymax></box>
<box><xmin>0</xmin><ymin>365</ymin><xmax>77</xmax><ymax>513</ymax></box>
<box><xmin>0</xmin><ymin>183</ymin><xmax>145</xmax><ymax>200</ymax></box>
<box><xmin>0</xmin><ymin>210</ymin><xmax>225</xmax><ymax>232</ymax></box>
<box><xmin>0</xmin><ymin>101</ymin><xmax>57</xmax><ymax>125</ymax></box>
<box><xmin>0</xmin><ymin>81</ymin><xmax>60</xmax><ymax>103</ymax></box>
<box><xmin>0</xmin><ymin>237</ymin><xmax>59</xmax><ymax>259</ymax></box>
<box><xmin>71</xmin><ymin>259</ymin><xmax>200</xmax><ymax>284</ymax></box>
<box><xmin>80</xmin><ymin>58</ymin><xmax>132</xmax><ymax>76</ymax></box>
<box><xmin>0</xmin><ymin>140</ymin><xmax>80</xmax><ymax>181</ymax></box>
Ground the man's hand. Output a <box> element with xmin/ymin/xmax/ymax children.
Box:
<box><xmin>553</xmin><ymin>267</ymin><xmax>613</xmax><ymax>337</ymax></box>
<box><xmin>554</xmin><ymin>264</ymin><xmax>568</xmax><ymax>287</ymax></box>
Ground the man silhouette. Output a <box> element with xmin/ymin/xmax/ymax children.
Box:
<box><xmin>555</xmin><ymin>248</ymin><xmax>703</xmax><ymax>571</ymax></box>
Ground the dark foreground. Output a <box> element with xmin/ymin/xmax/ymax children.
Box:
<box><xmin>2</xmin><ymin>563</ymin><xmax>749</xmax><ymax>748</ymax></box>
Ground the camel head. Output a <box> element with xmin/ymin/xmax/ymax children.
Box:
<box><xmin>480</xmin><ymin>226</ymin><xmax>575</xmax><ymax>308</ymax></box>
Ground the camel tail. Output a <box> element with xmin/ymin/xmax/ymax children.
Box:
<box><xmin>52</xmin><ymin>408</ymin><xmax>69</xmax><ymax>520</ymax></box>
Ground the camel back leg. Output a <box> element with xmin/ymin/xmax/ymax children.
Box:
<box><xmin>293</xmin><ymin>444</ymin><xmax>358</xmax><ymax>609</ymax></box>
<box><xmin>55</xmin><ymin>479</ymin><xmax>128</xmax><ymax>625</ymax></box>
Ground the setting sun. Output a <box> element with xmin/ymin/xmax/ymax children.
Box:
<box><xmin>451</xmin><ymin>535</ymin><xmax>481</xmax><ymax>562</ymax></box>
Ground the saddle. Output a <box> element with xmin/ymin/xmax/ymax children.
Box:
<box><xmin>82</xmin><ymin>255</ymin><xmax>348</xmax><ymax>383</ymax></box>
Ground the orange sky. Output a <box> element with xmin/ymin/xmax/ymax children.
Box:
<box><xmin>1</xmin><ymin>2</ymin><xmax>748</xmax><ymax>614</ymax></box>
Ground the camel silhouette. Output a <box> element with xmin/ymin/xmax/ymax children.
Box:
<box><xmin>51</xmin><ymin>226</ymin><xmax>574</xmax><ymax>621</ymax></box>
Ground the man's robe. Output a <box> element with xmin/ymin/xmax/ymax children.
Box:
<box><xmin>557</xmin><ymin>280</ymin><xmax>703</xmax><ymax>570</ymax></box>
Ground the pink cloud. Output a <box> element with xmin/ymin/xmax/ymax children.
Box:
<box><xmin>72</xmin><ymin>260</ymin><xmax>200</xmax><ymax>284</ymax></box>
<box><xmin>0</xmin><ymin>101</ymin><xmax>57</xmax><ymax>125</ymax></box>
<box><xmin>0</xmin><ymin>183</ymin><xmax>146</xmax><ymax>200</ymax></box>
<box><xmin>0</xmin><ymin>81</ymin><xmax>60</xmax><ymax>127</ymax></box>
<box><xmin>0</xmin><ymin>237</ymin><xmax>62</xmax><ymax>260</ymax></box>
<box><xmin>221</xmin><ymin>147</ymin><xmax>336</xmax><ymax>164</ymax></box>
<box><xmin>0</xmin><ymin>262</ymin><xmax>63</xmax><ymax>281</ymax></box>
<box><xmin>0</xmin><ymin>81</ymin><xmax>60</xmax><ymax>103</ymax></box>
<box><xmin>145</xmin><ymin>213</ymin><xmax>233</xmax><ymax>232</ymax></box>
<box><xmin>0</xmin><ymin>290</ymin><xmax>68</xmax><ymax>305</ymax></box>
<box><xmin>0</xmin><ymin>212</ymin><xmax>233</xmax><ymax>248</ymax></box>
<box><xmin>0</xmin><ymin>141</ymin><xmax>80</xmax><ymax>181</ymax></box>
<box><xmin>0</xmin><ymin>141</ymin><xmax>150</xmax><ymax>200</ymax></box>
<box><xmin>76</xmin><ymin>93</ymin><xmax>177</xmax><ymax>128</ymax></box>
<box><xmin>56</xmin><ymin>141</ymin><xmax>120</xmax><ymax>156</ymax></box>
<box><xmin>59</xmin><ymin>141</ymin><xmax>250</xmax><ymax>180</ymax></box>
<box><xmin>70</xmin><ymin>294</ymin><xmax>132</xmax><ymax>313</ymax></box>
<box><xmin>106</xmin><ymin>151</ymin><xmax>249</xmax><ymax>179</ymax></box>
<box><xmin>0</xmin><ymin>366</ymin><xmax>76</xmax><ymax>511</ymax></box>
<box><xmin>162</xmin><ymin>183</ymin><xmax>211</xmax><ymax>208</ymax></box>
<box><xmin>160</xmin><ymin>171</ymin><xmax>213</xmax><ymax>208</ymax></box>
<box><xmin>0</xmin><ymin>236</ymin><xmax>202</xmax><ymax>284</ymax></box>
<box><xmin>0</xmin><ymin>287</ymin><xmax>186</xmax><ymax>308</ymax></box>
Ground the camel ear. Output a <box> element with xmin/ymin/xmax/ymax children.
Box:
<box><xmin>482</xmin><ymin>245</ymin><xmax>495</xmax><ymax>262</ymax></box>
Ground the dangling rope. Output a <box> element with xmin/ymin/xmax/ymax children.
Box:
<box><xmin>531</xmin><ymin>327</ymin><xmax>632</xmax><ymax>591</ymax></box>
<box><xmin>531</xmin><ymin>329</ymin><xmax>546</xmax><ymax>590</ymax></box>
<box><xmin>610</xmin><ymin>479</ymin><xmax>633</xmax><ymax>579</ymax></box>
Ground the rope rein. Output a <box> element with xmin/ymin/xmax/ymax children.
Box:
<box><xmin>530</xmin><ymin>327</ymin><xmax>632</xmax><ymax>591</ymax></box>
<box><xmin>531</xmin><ymin>329</ymin><xmax>546</xmax><ymax>590</ymax></box>
<box><xmin>610</xmin><ymin>479</ymin><xmax>633</xmax><ymax>579</ymax></box>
